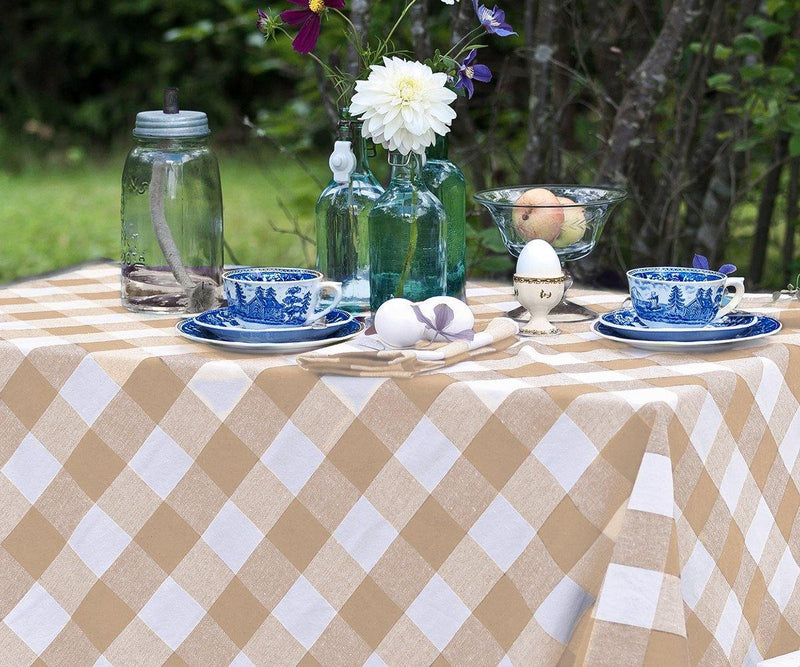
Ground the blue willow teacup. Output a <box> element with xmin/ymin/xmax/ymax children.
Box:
<box><xmin>223</xmin><ymin>268</ymin><xmax>342</xmax><ymax>326</ymax></box>
<box><xmin>627</xmin><ymin>267</ymin><xmax>744</xmax><ymax>328</ymax></box>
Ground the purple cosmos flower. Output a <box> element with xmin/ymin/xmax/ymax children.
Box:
<box><xmin>472</xmin><ymin>0</ymin><xmax>517</xmax><ymax>37</ymax></box>
<box><xmin>455</xmin><ymin>49</ymin><xmax>492</xmax><ymax>99</ymax></box>
<box><xmin>280</xmin><ymin>0</ymin><xmax>345</xmax><ymax>54</ymax></box>
<box><xmin>693</xmin><ymin>253</ymin><xmax>737</xmax><ymax>275</ymax></box>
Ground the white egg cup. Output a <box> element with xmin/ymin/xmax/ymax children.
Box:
<box><xmin>513</xmin><ymin>273</ymin><xmax>565</xmax><ymax>336</ymax></box>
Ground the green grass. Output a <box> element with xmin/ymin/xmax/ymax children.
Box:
<box><xmin>1</xmin><ymin>149</ymin><xmax>795</xmax><ymax>288</ymax></box>
<box><xmin>0</xmin><ymin>148</ymin><xmax>327</xmax><ymax>283</ymax></box>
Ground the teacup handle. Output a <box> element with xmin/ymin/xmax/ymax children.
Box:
<box><xmin>717</xmin><ymin>277</ymin><xmax>745</xmax><ymax>319</ymax></box>
<box><xmin>307</xmin><ymin>281</ymin><xmax>343</xmax><ymax>324</ymax></box>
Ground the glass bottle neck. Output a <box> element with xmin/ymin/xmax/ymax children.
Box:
<box><xmin>425</xmin><ymin>134</ymin><xmax>449</xmax><ymax>161</ymax></box>
<box><xmin>388</xmin><ymin>152</ymin><xmax>426</xmax><ymax>186</ymax></box>
<box><xmin>337</xmin><ymin>120</ymin><xmax>372</xmax><ymax>174</ymax></box>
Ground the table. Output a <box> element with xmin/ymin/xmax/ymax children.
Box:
<box><xmin>0</xmin><ymin>262</ymin><xmax>798</xmax><ymax>666</ymax></box>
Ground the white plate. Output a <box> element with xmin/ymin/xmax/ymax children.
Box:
<box><xmin>592</xmin><ymin>314</ymin><xmax>781</xmax><ymax>352</ymax></box>
<box><xmin>177</xmin><ymin>318</ymin><xmax>365</xmax><ymax>354</ymax></box>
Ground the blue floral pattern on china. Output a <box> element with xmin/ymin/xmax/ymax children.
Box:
<box><xmin>193</xmin><ymin>307</ymin><xmax>353</xmax><ymax>343</ymax></box>
<box><xmin>627</xmin><ymin>267</ymin><xmax>731</xmax><ymax>327</ymax></box>
<box><xmin>223</xmin><ymin>267</ymin><xmax>342</xmax><ymax>326</ymax></box>
<box><xmin>177</xmin><ymin>317</ymin><xmax>364</xmax><ymax>352</ymax></box>
<box><xmin>599</xmin><ymin>308</ymin><xmax>758</xmax><ymax>342</ymax></box>
<box><xmin>227</xmin><ymin>284</ymin><xmax>313</xmax><ymax>324</ymax></box>
<box><xmin>592</xmin><ymin>314</ymin><xmax>781</xmax><ymax>351</ymax></box>
<box><xmin>224</xmin><ymin>268</ymin><xmax>319</xmax><ymax>282</ymax></box>
<box><xmin>629</xmin><ymin>268</ymin><xmax>722</xmax><ymax>282</ymax></box>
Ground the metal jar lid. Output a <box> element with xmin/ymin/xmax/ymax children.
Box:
<box><xmin>132</xmin><ymin>88</ymin><xmax>210</xmax><ymax>138</ymax></box>
<box><xmin>133</xmin><ymin>110</ymin><xmax>210</xmax><ymax>138</ymax></box>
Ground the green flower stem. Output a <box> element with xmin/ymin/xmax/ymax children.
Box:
<box><xmin>444</xmin><ymin>26</ymin><xmax>485</xmax><ymax>59</ymax></box>
<box><xmin>395</xmin><ymin>155</ymin><xmax>419</xmax><ymax>298</ymax></box>
<box><xmin>384</xmin><ymin>0</ymin><xmax>418</xmax><ymax>48</ymax></box>
<box><xmin>395</xmin><ymin>189</ymin><xmax>419</xmax><ymax>298</ymax></box>
<box><xmin>332</xmin><ymin>9</ymin><xmax>365</xmax><ymax>70</ymax></box>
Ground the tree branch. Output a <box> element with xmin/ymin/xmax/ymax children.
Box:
<box><xmin>600</xmin><ymin>0</ymin><xmax>703</xmax><ymax>182</ymax></box>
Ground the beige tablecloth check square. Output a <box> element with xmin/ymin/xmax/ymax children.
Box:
<box><xmin>0</xmin><ymin>262</ymin><xmax>798</xmax><ymax>665</ymax></box>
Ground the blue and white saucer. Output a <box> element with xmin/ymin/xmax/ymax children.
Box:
<box><xmin>193</xmin><ymin>307</ymin><xmax>353</xmax><ymax>343</ymax></box>
<box><xmin>177</xmin><ymin>317</ymin><xmax>365</xmax><ymax>354</ymax></box>
<box><xmin>592</xmin><ymin>314</ymin><xmax>781</xmax><ymax>352</ymax></box>
<box><xmin>599</xmin><ymin>308</ymin><xmax>758</xmax><ymax>342</ymax></box>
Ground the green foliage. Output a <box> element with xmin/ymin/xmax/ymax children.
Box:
<box><xmin>705</xmin><ymin>0</ymin><xmax>800</xmax><ymax>156</ymax></box>
<box><xmin>0</xmin><ymin>0</ymin><xmax>282</xmax><ymax>148</ymax></box>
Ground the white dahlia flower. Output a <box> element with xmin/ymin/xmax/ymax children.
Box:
<box><xmin>349</xmin><ymin>57</ymin><xmax>458</xmax><ymax>156</ymax></box>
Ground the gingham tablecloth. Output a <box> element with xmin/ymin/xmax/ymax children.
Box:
<box><xmin>0</xmin><ymin>263</ymin><xmax>798</xmax><ymax>666</ymax></box>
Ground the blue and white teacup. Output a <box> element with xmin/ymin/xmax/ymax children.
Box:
<box><xmin>627</xmin><ymin>267</ymin><xmax>745</xmax><ymax>328</ymax></box>
<box><xmin>223</xmin><ymin>267</ymin><xmax>342</xmax><ymax>326</ymax></box>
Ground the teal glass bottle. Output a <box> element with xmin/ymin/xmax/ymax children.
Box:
<box><xmin>424</xmin><ymin>135</ymin><xmax>466</xmax><ymax>300</ymax></box>
<box><xmin>369</xmin><ymin>151</ymin><xmax>447</xmax><ymax>312</ymax></box>
<box><xmin>315</xmin><ymin>109</ymin><xmax>383</xmax><ymax>314</ymax></box>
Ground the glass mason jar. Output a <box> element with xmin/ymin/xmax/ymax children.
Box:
<box><xmin>315</xmin><ymin>109</ymin><xmax>384</xmax><ymax>314</ymax></box>
<box><xmin>424</xmin><ymin>135</ymin><xmax>467</xmax><ymax>300</ymax></box>
<box><xmin>369</xmin><ymin>151</ymin><xmax>447</xmax><ymax>312</ymax></box>
<box><xmin>121</xmin><ymin>106</ymin><xmax>223</xmax><ymax>313</ymax></box>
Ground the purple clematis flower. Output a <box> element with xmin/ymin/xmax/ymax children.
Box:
<box><xmin>693</xmin><ymin>253</ymin><xmax>737</xmax><ymax>275</ymax></box>
<box><xmin>280</xmin><ymin>0</ymin><xmax>345</xmax><ymax>54</ymax></box>
<box><xmin>455</xmin><ymin>50</ymin><xmax>492</xmax><ymax>99</ymax></box>
<box><xmin>472</xmin><ymin>0</ymin><xmax>517</xmax><ymax>37</ymax></box>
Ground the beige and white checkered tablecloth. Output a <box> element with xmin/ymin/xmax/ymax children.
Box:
<box><xmin>0</xmin><ymin>262</ymin><xmax>798</xmax><ymax>666</ymax></box>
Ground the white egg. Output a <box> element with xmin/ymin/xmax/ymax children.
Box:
<box><xmin>374</xmin><ymin>298</ymin><xmax>427</xmax><ymax>348</ymax></box>
<box><xmin>516</xmin><ymin>239</ymin><xmax>563</xmax><ymax>277</ymax></box>
<box><xmin>418</xmin><ymin>296</ymin><xmax>475</xmax><ymax>341</ymax></box>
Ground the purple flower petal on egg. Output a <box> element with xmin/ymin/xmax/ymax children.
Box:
<box><xmin>433</xmin><ymin>304</ymin><xmax>455</xmax><ymax>331</ymax></box>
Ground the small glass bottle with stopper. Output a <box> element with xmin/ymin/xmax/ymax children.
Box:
<box><xmin>120</xmin><ymin>88</ymin><xmax>223</xmax><ymax>313</ymax></box>
<box><xmin>315</xmin><ymin>108</ymin><xmax>384</xmax><ymax>314</ymax></box>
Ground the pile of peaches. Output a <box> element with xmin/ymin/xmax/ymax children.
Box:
<box><xmin>511</xmin><ymin>188</ymin><xmax>586</xmax><ymax>248</ymax></box>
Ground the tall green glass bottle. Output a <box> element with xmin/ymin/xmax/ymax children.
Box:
<box><xmin>369</xmin><ymin>151</ymin><xmax>447</xmax><ymax>312</ymax></box>
<box><xmin>424</xmin><ymin>135</ymin><xmax>466</xmax><ymax>300</ymax></box>
<box><xmin>315</xmin><ymin>109</ymin><xmax>383</xmax><ymax>314</ymax></box>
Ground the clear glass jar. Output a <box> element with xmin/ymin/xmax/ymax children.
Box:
<box><xmin>368</xmin><ymin>151</ymin><xmax>447</xmax><ymax>312</ymax></box>
<box><xmin>424</xmin><ymin>135</ymin><xmax>467</xmax><ymax>300</ymax></box>
<box><xmin>315</xmin><ymin>110</ymin><xmax>383</xmax><ymax>314</ymax></box>
<box><xmin>121</xmin><ymin>108</ymin><xmax>223</xmax><ymax>313</ymax></box>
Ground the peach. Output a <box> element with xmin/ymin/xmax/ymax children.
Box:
<box><xmin>511</xmin><ymin>188</ymin><xmax>564</xmax><ymax>242</ymax></box>
<box><xmin>552</xmin><ymin>196</ymin><xmax>587</xmax><ymax>248</ymax></box>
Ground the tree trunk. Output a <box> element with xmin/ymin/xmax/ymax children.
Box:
<box><xmin>783</xmin><ymin>157</ymin><xmax>799</xmax><ymax>283</ymax></box>
<box><xmin>346</xmin><ymin>0</ymin><xmax>370</xmax><ymax>77</ymax></box>
<box><xmin>451</xmin><ymin>0</ymin><xmax>475</xmax><ymax>47</ymax></box>
<box><xmin>600</xmin><ymin>0</ymin><xmax>703</xmax><ymax>182</ymax></box>
<box><xmin>410</xmin><ymin>0</ymin><xmax>431</xmax><ymax>59</ymax></box>
<box><xmin>749</xmin><ymin>133</ymin><xmax>789</xmax><ymax>286</ymax></box>
<box><xmin>521</xmin><ymin>0</ymin><xmax>558</xmax><ymax>182</ymax></box>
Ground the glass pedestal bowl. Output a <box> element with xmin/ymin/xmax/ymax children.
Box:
<box><xmin>474</xmin><ymin>185</ymin><xmax>627</xmax><ymax>322</ymax></box>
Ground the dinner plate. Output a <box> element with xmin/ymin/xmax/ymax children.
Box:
<box><xmin>592</xmin><ymin>314</ymin><xmax>781</xmax><ymax>352</ymax></box>
<box><xmin>193</xmin><ymin>307</ymin><xmax>353</xmax><ymax>343</ymax></box>
<box><xmin>598</xmin><ymin>308</ymin><xmax>758</xmax><ymax>342</ymax></box>
<box><xmin>177</xmin><ymin>317</ymin><xmax>365</xmax><ymax>354</ymax></box>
